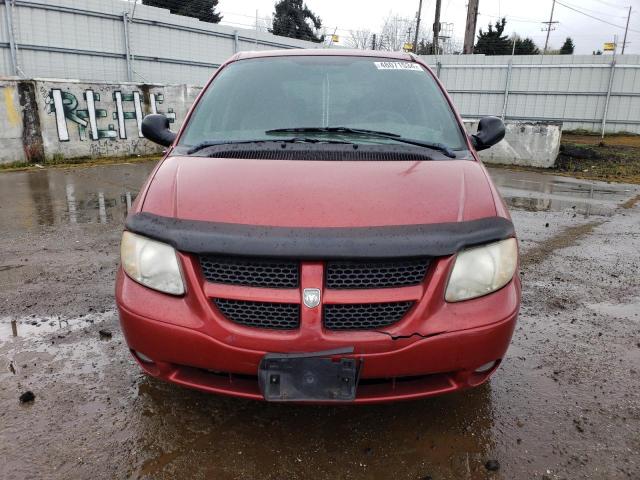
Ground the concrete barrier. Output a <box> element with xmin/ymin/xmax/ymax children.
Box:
<box><xmin>0</xmin><ymin>79</ymin><xmax>561</xmax><ymax>167</ymax></box>
<box><xmin>0</xmin><ymin>80</ymin><xmax>30</xmax><ymax>164</ymax></box>
<box><xmin>464</xmin><ymin>121</ymin><xmax>562</xmax><ymax>168</ymax></box>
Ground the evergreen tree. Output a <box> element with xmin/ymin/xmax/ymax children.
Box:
<box><xmin>560</xmin><ymin>37</ymin><xmax>575</xmax><ymax>54</ymax></box>
<box><xmin>514</xmin><ymin>37</ymin><xmax>540</xmax><ymax>55</ymax></box>
<box><xmin>141</xmin><ymin>0</ymin><xmax>222</xmax><ymax>23</ymax></box>
<box><xmin>416</xmin><ymin>39</ymin><xmax>435</xmax><ymax>55</ymax></box>
<box><xmin>271</xmin><ymin>0</ymin><xmax>324</xmax><ymax>43</ymax></box>
<box><xmin>474</xmin><ymin>18</ymin><xmax>511</xmax><ymax>55</ymax></box>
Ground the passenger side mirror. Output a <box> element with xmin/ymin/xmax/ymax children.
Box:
<box><xmin>142</xmin><ymin>114</ymin><xmax>177</xmax><ymax>147</ymax></box>
<box><xmin>470</xmin><ymin>116</ymin><xmax>505</xmax><ymax>151</ymax></box>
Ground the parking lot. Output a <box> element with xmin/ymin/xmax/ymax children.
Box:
<box><xmin>1</xmin><ymin>161</ymin><xmax>639</xmax><ymax>479</ymax></box>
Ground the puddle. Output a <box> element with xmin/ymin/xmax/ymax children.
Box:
<box><xmin>503</xmin><ymin>195</ymin><xmax>615</xmax><ymax>216</ymax></box>
<box><xmin>586</xmin><ymin>300</ymin><xmax>640</xmax><ymax>322</ymax></box>
<box><xmin>0</xmin><ymin>311</ymin><xmax>114</xmax><ymax>342</ymax></box>
<box><xmin>0</xmin><ymin>161</ymin><xmax>156</xmax><ymax>232</ymax></box>
<box><xmin>488</xmin><ymin>168</ymin><xmax>639</xmax><ymax>216</ymax></box>
<box><xmin>0</xmin><ymin>162</ymin><xmax>638</xmax><ymax>231</ymax></box>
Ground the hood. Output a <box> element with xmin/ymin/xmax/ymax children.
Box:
<box><xmin>141</xmin><ymin>156</ymin><xmax>497</xmax><ymax>228</ymax></box>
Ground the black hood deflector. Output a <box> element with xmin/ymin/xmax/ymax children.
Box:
<box><xmin>125</xmin><ymin>213</ymin><xmax>514</xmax><ymax>259</ymax></box>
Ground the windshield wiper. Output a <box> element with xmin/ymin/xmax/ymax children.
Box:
<box><xmin>267</xmin><ymin>127</ymin><xmax>403</xmax><ymax>138</ymax></box>
<box><xmin>187</xmin><ymin>137</ymin><xmax>354</xmax><ymax>155</ymax></box>
<box><xmin>266</xmin><ymin>127</ymin><xmax>457</xmax><ymax>158</ymax></box>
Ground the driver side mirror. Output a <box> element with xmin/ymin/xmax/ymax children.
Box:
<box><xmin>470</xmin><ymin>116</ymin><xmax>505</xmax><ymax>151</ymax></box>
<box><xmin>141</xmin><ymin>114</ymin><xmax>177</xmax><ymax>147</ymax></box>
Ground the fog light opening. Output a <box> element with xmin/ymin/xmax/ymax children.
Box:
<box><xmin>134</xmin><ymin>350</ymin><xmax>155</xmax><ymax>364</ymax></box>
<box><xmin>475</xmin><ymin>360</ymin><xmax>498</xmax><ymax>374</ymax></box>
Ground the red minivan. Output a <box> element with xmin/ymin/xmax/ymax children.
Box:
<box><xmin>116</xmin><ymin>50</ymin><xmax>520</xmax><ymax>403</ymax></box>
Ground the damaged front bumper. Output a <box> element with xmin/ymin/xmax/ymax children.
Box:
<box><xmin>117</xmin><ymin>266</ymin><xmax>519</xmax><ymax>403</ymax></box>
<box><xmin>116</xmin><ymin>213</ymin><xmax>521</xmax><ymax>403</ymax></box>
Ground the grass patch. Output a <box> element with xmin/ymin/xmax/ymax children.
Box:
<box><xmin>555</xmin><ymin>137</ymin><xmax>640</xmax><ymax>184</ymax></box>
<box><xmin>0</xmin><ymin>154</ymin><xmax>161</xmax><ymax>172</ymax></box>
<box><xmin>490</xmin><ymin>133</ymin><xmax>640</xmax><ymax>185</ymax></box>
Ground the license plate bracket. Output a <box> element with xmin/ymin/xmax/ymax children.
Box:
<box><xmin>258</xmin><ymin>347</ymin><xmax>359</xmax><ymax>402</ymax></box>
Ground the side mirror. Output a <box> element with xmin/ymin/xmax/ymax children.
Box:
<box><xmin>470</xmin><ymin>116</ymin><xmax>505</xmax><ymax>151</ymax></box>
<box><xmin>141</xmin><ymin>114</ymin><xmax>177</xmax><ymax>147</ymax></box>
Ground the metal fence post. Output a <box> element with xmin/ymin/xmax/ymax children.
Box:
<box><xmin>3</xmin><ymin>0</ymin><xmax>20</xmax><ymax>76</ymax></box>
<box><xmin>501</xmin><ymin>59</ymin><xmax>513</xmax><ymax>120</ymax></box>
<box><xmin>123</xmin><ymin>12</ymin><xmax>133</xmax><ymax>82</ymax></box>
<box><xmin>233</xmin><ymin>30</ymin><xmax>239</xmax><ymax>53</ymax></box>
<box><xmin>601</xmin><ymin>57</ymin><xmax>617</xmax><ymax>138</ymax></box>
<box><xmin>436</xmin><ymin>61</ymin><xmax>442</xmax><ymax>78</ymax></box>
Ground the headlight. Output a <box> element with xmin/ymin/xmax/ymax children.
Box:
<box><xmin>445</xmin><ymin>238</ymin><xmax>518</xmax><ymax>302</ymax></box>
<box><xmin>120</xmin><ymin>231</ymin><xmax>185</xmax><ymax>295</ymax></box>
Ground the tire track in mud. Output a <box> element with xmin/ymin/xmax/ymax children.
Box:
<box><xmin>521</xmin><ymin>194</ymin><xmax>639</xmax><ymax>268</ymax></box>
<box><xmin>620</xmin><ymin>194</ymin><xmax>640</xmax><ymax>210</ymax></box>
<box><xmin>520</xmin><ymin>221</ymin><xmax>604</xmax><ymax>268</ymax></box>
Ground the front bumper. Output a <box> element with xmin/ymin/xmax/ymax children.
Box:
<box><xmin>120</xmin><ymin>302</ymin><xmax>516</xmax><ymax>403</ymax></box>
<box><xmin>117</xmin><ymin>254</ymin><xmax>520</xmax><ymax>403</ymax></box>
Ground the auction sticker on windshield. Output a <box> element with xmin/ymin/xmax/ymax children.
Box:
<box><xmin>374</xmin><ymin>62</ymin><xmax>423</xmax><ymax>71</ymax></box>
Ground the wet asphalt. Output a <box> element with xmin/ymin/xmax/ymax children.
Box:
<box><xmin>0</xmin><ymin>161</ymin><xmax>639</xmax><ymax>479</ymax></box>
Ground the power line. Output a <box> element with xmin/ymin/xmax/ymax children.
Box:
<box><xmin>555</xmin><ymin>0</ymin><xmax>640</xmax><ymax>33</ymax></box>
<box><xmin>559</xmin><ymin>0</ymin><xmax>631</xmax><ymax>19</ymax></box>
<box><xmin>478</xmin><ymin>13</ymin><xmax>542</xmax><ymax>25</ymax></box>
<box><xmin>589</xmin><ymin>0</ymin><xmax>630</xmax><ymax>9</ymax></box>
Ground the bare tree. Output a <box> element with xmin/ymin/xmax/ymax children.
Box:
<box><xmin>259</xmin><ymin>14</ymin><xmax>273</xmax><ymax>33</ymax></box>
<box><xmin>379</xmin><ymin>14</ymin><xmax>411</xmax><ymax>51</ymax></box>
<box><xmin>347</xmin><ymin>29</ymin><xmax>373</xmax><ymax>49</ymax></box>
<box><xmin>379</xmin><ymin>13</ymin><xmax>430</xmax><ymax>52</ymax></box>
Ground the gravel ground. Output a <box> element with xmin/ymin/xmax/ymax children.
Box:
<box><xmin>0</xmin><ymin>162</ymin><xmax>639</xmax><ymax>479</ymax></box>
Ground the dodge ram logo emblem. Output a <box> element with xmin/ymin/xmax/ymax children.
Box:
<box><xmin>303</xmin><ymin>288</ymin><xmax>321</xmax><ymax>308</ymax></box>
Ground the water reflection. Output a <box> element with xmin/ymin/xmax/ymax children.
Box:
<box><xmin>503</xmin><ymin>195</ymin><xmax>613</xmax><ymax>216</ymax></box>
<box><xmin>0</xmin><ymin>312</ymin><xmax>109</xmax><ymax>341</ymax></box>
<box><xmin>0</xmin><ymin>162</ymin><xmax>156</xmax><ymax>232</ymax></box>
<box><xmin>488</xmin><ymin>167</ymin><xmax>638</xmax><ymax>217</ymax></box>
<box><xmin>133</xmin><ymin>376</ymin><xmax>497</xmax><ymax>479</ymax></box>
<box><xmin>1</xmin><ymin>162</ymin><xmax>637</xmax><ymax>233</ymax></box>
<box><xmin>27</xmin><ymin>172</ymin><xmax>55</xmax><ymax>226</ymax></box>
<box><xmin>66</xmin><ymin>183</ymin><xmax>77</xmax><ymax>224</ymax></box>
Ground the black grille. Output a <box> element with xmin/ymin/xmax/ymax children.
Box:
<box><xmin>194</xmin><ymin>144</ymin><xmax>439</xmax><ymax>161</ymax></box>
<box><xmin>325</xmin><ymin>258</ymin><xmax>429</xmax><ymax>289</ymax></box>
<box><xmin>211</xmin><ymin>150</ymin><xmax>437</xmax><ymax>161</ymax></box>
<box><xmin>200</xmin><ymin>256</ymin><xmax>299</xmax><ymax>288</ymax></box>
<box><xmin>214</xmin><ymin>299</ymin><xmax>300</xmax><ymax>330</ymax></box>
<box><xmin>324</xmin><ymin>302</ymin><xmax>414</xmax><ymax>331</ymax></box>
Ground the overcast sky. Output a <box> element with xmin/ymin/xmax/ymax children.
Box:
<box><xmin>217</xmin><ymin>0</ymin><xmax>639</xmax><ymax>55</ymax></box>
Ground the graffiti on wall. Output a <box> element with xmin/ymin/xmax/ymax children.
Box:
<box><xmin>44</xmin><ymin>88</ymin><xmax>176</xmax><ymax>142</ymax></box>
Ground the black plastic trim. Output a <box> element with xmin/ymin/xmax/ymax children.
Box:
<box><xmin>125</xmin><ymin>213</ymin><xmax>515</xmax><ymax>259</ymax></box>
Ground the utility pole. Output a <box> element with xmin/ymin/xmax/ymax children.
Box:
<box><xmin>622</xmin><ymin>6</ymin><xmax>631</xmax><ymax>54</ymax></box>
<box><xmin>463</xmin><ymin>0</ymin><xmax>480</xmax><ymax>54</ymax></box>
<box><xmin>542</xmin><ymin>0</ymin><xmax>558</xmax><ymax>56</ymax></box>
<box><xmin>433</xmin><ymin>0</ymin><xmax>442</xmax><ymax>55</ymax></box>
<box><xmin>413</xmin><ymin>0</ymin><xmax>423</xmax><ymax>54</ymax></box>
<box><xmin>255</xmin><ymin>9</ymin><xmax>258</xmax><ymax>45</ymax></box>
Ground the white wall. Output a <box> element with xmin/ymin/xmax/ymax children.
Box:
<box><xmin>0</xmin><ymin>78</ymin><xmax>562</xmax><ymax>168</ymax></box>
<box><xmin>0</xmin><ymin>0</ymin><xmax>638</xmax><ymax>141</ymax></box>
<box><xmin>422</xmin><ymin>54</ymin><xmax>640</xmax><ymax>134</ymax></box>
<box><xmin>0</xmin><ymin>0</ymin><xmax>328</xmax><ymax>85</ymax></box>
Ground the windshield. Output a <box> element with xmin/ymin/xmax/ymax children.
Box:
<box><xmin>179</xmin><ymin>56</ymin><xmax>467</xmax><ymax>151</ymax></box>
